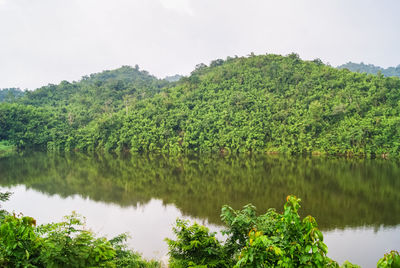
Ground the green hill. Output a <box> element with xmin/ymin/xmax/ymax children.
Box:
<box><xmin>20</xmin><ymin>65</ymin><xmax>167</xmax><ymax>112</ymax></box>
<box><xmin>338</xmin><ymin>62</ymin><xmax>400</xmax><ymax>77</ymax></box>
<box><xmin>0</xmin><ymin>66</ymin><xmax>168</xmax><ymax>150</ymax></box>
<box><xmin>0</xmin><ymin>88</ymin><xmax>25</xmax><ymax>103</ymax></box>
<box><xmin>1</xmin><ymin>54</ymin><xmax>400</xmax><ymax>156</ymax></box>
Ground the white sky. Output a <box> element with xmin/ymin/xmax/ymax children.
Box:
<box><xmin>0</xmin><ymin>0</ymin><xmax>399</xmax><ymax>90</ymax></box>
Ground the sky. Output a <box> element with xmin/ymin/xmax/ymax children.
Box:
<box><xmin>0</xmin><ymin>0</ymin><xmax>399</xmax><ymax>90</ymax></box>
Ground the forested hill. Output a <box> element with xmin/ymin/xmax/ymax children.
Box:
<box><xmin>1</xmin><ymin>53</ymin><xmax>400</xmax><ymax>157</ymax></box>
<box><xmin>20</xmin><ymin>65</ymin><xmax>167</xmax><ymax>108</ymax></box>
<box><xmin>338</xmin><ymin>62</ymin><xmax>400</xmax><ymax>77</ymax></box>
<box><xmin>0</xmin><ymin>88</ymin><xmax>25</xmax><ymax>103</ymax></box>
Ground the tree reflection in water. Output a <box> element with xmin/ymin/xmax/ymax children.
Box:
<box><xmin>0</xmin><ymin>152</ymin><xmax>399</xmax><ymax>230</ymax></box>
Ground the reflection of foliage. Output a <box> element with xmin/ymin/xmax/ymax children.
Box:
<box><xmin>167</xmin><ymin>196</ymin><xmax>356</xmax><ymax>267</ymax></box>
<box><xmin>0</xmin><ymin>153</ymin><xmax>399</xmax><ymax>230</ymax></box>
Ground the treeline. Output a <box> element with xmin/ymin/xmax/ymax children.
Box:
<box><xmin>338</xmin><ymin>62</ymin><xmax>400</xmax><ymax>77</ymax></box>
<box><xmin>1</xmin><ymin>54</ymin><xmax>400</xmax><ymax>156</ymax></box>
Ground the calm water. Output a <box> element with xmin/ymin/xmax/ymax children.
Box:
<box><xmin>0</xmin><ymin>152</ymin><xmax>399</xmax><ymax>267</ymax></box>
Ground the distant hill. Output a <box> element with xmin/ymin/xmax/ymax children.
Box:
<box><xmin>338</xmin><ymin>62</ymin><xmax>400</xmax><ymax>77</ymax></box>
<box><xmin>0</xmin><ymin>88</ymin><xmax>25</xmax><ymax>103</ymax></box>
<box><xmin>16</xmin><ymin>66</ymin><xmax>169</xmax><ymax>130</ymax></box>
<box><xmin>1</xmin><ymin>53</ymin><xmax>400</xmax><ymax>157</ymax></box>
<box><xmin>164</xmin><ymin>74</ymin><xmax>183</xmax><ymax>82</ymax></box>
<box><xmin>21</xmin><ymin>65</ymin><xmax>168</xmax><ymax>108</ymax></box>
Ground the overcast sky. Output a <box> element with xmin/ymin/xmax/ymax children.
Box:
<box><xmin>1</xmin><ymin>0</ymin><xmax>399</xmax><ymax>90</ymax></box>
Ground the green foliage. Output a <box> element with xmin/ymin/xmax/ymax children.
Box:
<box><xmin>0</xmin><ymin>213</ymin><xmax>41</xmax><ymax>267</ymax></box>
<box><xmin>1</xmin><ymin>55</ymin><xmax>400</xmax><ymax>156</ymax></box>
<box><xmin>0</xmin><ymin>103</ymin><xmax>62</xmax><ymax>150</ymax></box>
<box><xmin>167</xmin><ymin>195</ymin><xmax>366</xmax><ymax>267</ymax></box>
<box><xmin>220</xmin><ymin>204</ymin><xmax>258</xmax><ymax>256</ymax></box>
<box><xmin>0</xmin><ymin>66</ymin><xmax>167</xmax><ymax>152</ymax></box>
<box><xmin>225</xmin><ymin>196</ymin><xmax>338</xmax><ymax>267</ymax></box>
<box><xmin>377</xmin><ymin>251</ymin><xmax>400</xmax><ymax>268</ymax></box>
<box><xmin>36</xmin><ymin>212</ymin><xmax>117</xmax><ymax>267</ymax></box>
<box><xmin>0</xmin><ymin>193</ymin><xmax>159</xmax><ymax>267</ymax></box>
<box><xmin>166</xmin><ymin>219</ymin><xmax>231</xmax><ymax>267</ymax></box>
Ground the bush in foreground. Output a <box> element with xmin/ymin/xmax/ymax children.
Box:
<box><xmin>1</xmin><ymin>191</ymin><xmax>398</xmax><ymax>267</ymax></box>
<box><xmin>0</xmin><ymin>192</ymin><xmax>159</xmax><ymax>268</ymax></box>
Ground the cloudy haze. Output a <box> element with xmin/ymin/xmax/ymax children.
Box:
<box><xmin>1</xmin><ymin>0</ymin><xmax>399</xmax><ymax>90</ymax></box>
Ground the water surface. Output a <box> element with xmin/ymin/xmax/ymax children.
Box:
<box><xmin>0</xmin><ymin>153</ymin><xmax>399</xmax><ymax>267</ymax></box>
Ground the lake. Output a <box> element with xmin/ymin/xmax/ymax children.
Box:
<box><xmin>0</xmin><ymin>152</ymin><xmax>399</xmax><ymax>267</ymax></box>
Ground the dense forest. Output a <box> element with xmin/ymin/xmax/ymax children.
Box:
<box><xmin>338</xmin><ymin>62</ymin><xmax>400</xmax><ymax>77</ymax></box>
<box><xmin>1</xmin><ymin>54</ymin><xmax>400</xmax><ymax>157</ymax></box>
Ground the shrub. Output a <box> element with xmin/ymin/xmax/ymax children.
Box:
<box><xmin>166</xmin><ymin>219</ymin><xmax>231</xmax><ymax>267</ymax></box>
<box><xmin>0</xmin><ymin>192</ymin><xmax>159</xmax><ymax>268</ymax></box>
<box><xmin>377</xmin><ymin>251</ymin><xmax>400</xmax><ymax>268</ymax></box>
<box><xmin>167</xmin><ymin>195</ymin><xmax>362</xmax><ymax>267</ymax></box>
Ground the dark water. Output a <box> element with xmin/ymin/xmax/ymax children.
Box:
<box><xmin>0</xmin><ymin>153</ymin><xmax>399</xmax><ymax>267</ymax></box>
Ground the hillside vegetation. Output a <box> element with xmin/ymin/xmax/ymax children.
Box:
<box><xmin>1</xmin><ymin>54</ymin><xmax>400</xmax><ymax>156</ymax></box>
